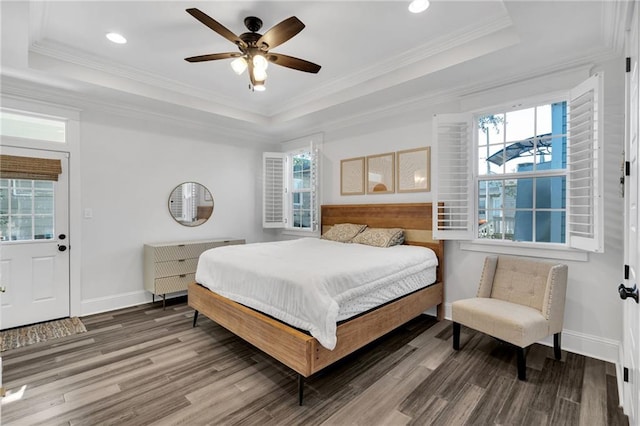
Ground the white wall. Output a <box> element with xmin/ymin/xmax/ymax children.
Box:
<box><xmin>320</xmin><ymin>58</ymin><xmax>625</xmax><ymax>362</ymax></box>
<box><xmin>79</xmin><ymin>109</ymin><xmax>274</xmax><ymax>314</ymax></box>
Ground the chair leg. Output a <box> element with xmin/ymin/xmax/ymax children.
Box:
<box><xmin>554</xmin><ymin>332</ymin><xmax>562</xmax><ymax>360</ymax></box>
<box><xmin>517</xmin><ymin>347</ymin><xmax>527</xmax><ymax>381</ymax></box>
<box><xmin>453</xmin><ymin>322</ymin><xmax>461</xmax><ymax>350</ymax></box>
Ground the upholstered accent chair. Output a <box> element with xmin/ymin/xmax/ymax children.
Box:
<box><xmin>451</xmin><ymin>255</ymin><xmax>568</xmax><ymax>380</ymax></box>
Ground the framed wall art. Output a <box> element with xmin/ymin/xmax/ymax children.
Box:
<box><xmin>366</xmin><ymin>152</ymin><xmax>395</xmax><ymax>194</ymax></box>
<box><xmin>397</xmin><ymin>147</ymin><xmax>430</xmax><ymax>193</ymax></box>
<box><xmin>340</xmin><ymin>157</ymin><xmax>365</xmax><ymax>195</ymax></box>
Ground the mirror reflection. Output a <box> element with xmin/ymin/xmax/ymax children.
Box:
<box><xmin>168</xmin><ymin>182</ymin><xmax>214</xmax><ymax>227</ymax></box>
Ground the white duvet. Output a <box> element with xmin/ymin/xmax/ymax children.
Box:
<box><xmin>195</xmin><ymin>238</ymin><xmax>438</xmax><ymax>350</ymax></box>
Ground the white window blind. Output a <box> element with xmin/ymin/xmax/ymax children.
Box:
<box><xmin>432</xmin><ymin>113</ymin><xmax>474</xmax><ymax>239</ymax></box>
<box><xmin>567</xmin><ymin>73</ymin><xmax>604</xmax><ymax>252</ymax></box>
<box><xmin>263</xmin><ymin>152</ymin><xmax>286</xmax><ymax>228</ymax></box>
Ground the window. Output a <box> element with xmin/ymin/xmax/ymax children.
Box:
<box><xmin>477</xmin><ymin>102</ymin><xmax>567</xmax><ymax>243</ymax></box>
<box><xmin>0</xmin><ymin>110</ymin><xmax>66</xmax><ymax>143</ymax></box>
<box><xmin>290</xmin><ymin>150</ymin><xmax>314</xmax><ymax>229</ymax></box>
<box><xmin>0</xmin><ymin>179</ymin><xmax>55</xmax><ymax>241</ymax></box>
<box><xmin>433</xmin><ymin>73</ymin><xmax>603</xmax><ymax>252</ymax></box>
<box><xmin>263</xmin><ymin>135</ymin><xmax>321</xmax><ymax>232</ymax></box>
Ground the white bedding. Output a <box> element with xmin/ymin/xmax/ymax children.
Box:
<box><xmin>195</xmin><ymin>238</ymin><xmax>438</xmax><ymax>350</ymax></box>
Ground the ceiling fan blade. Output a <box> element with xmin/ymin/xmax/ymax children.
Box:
<box><xmin>185</xmin><ymin>52</ymin><xmax>242</xmax><ymax>63</ymax></box>
<box><xmin>267</xmin><ymin>53</ymin><xmax>321</xmax><ymax>73</ymax></box>
<box><xmin>186</xmin><ymin>8</ymin><xmax>246</xmax><ymax>49</ymax></box>
<box><xmin>257</xmin><ymin>17</ymin><xmax>305</xmax><ymax>50</ymax></box>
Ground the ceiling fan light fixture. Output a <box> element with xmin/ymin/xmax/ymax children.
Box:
<box><xmin>253</xmin><ymin>54</ymin><xmax>269</xmax><ymax>71</ymax></box>
<box><xmin>230</xmin><ymin>57</ymin><xmax>248</xmax><ymax>75</ymax></box>
<box><xmin>253</xmin><ymin>68</ymin><xmax>267</xmax><ymax>82</ymax></box>
<box><xmin>408</xmin><ymin>0</ymin><xmax>430</xmax><ymax>13</ymax></box>
<box><xmin>184</xmin><ymin>9</ymin><xmax>321</xmax><ymax>92</ymax></box>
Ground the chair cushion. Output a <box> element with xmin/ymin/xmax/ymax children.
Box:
<box><xmin>490</xmin><ymin>256</ymin><xmax>553</xmax><ymax>311</ymax></box>
<box><xmin>491</xmin><ymin>256</ymin><xmax>554</xmax><ymax>311</ymax></box>
<box><xmin>452</xmin><ymin>298</ymin><xmax>551</xmax><ymax>348</ymax></box>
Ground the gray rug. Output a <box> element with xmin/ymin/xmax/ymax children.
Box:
<box><xmin>0</xmin><ymin>317</ymin><xmax>87</xmax><ymax>352</ymax></box>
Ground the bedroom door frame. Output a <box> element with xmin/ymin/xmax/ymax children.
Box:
<box><xmin>0</xmin><ymin>97</ymin><xmax>82</xmax><ymax>319</ymax></box>
<box><xmin>623</xmin><ymin>3</ymin><xmax>640</xmax><ymax>423</ymax></box>
<box><xmin>0</xmin><ymin>146</ymin><xmax>70</xmax><ymax>328</ymax></box>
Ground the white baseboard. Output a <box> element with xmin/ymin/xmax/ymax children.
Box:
<box><xmin>80</xmin><ymin>290</ymin><xmax>186</xmax><ymax>317</ymax></box>
<box><xmin>440</xmin><ymin>302</ymin><xmax>620</xmax><ymax>364</ymax></box>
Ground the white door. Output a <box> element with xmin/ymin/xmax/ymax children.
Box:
<box><xmin>623</xmin><ymin>3</ymin><xmax>640</xmax><ymax>424</ymax></box>
<box><xmin>0</xmin><ymin>146</ymin><xmax>70</xmax><ymax>329</ymax></box>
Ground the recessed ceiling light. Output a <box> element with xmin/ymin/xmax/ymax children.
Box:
<box><xmin>408</xmin><ymin>0</ymin><xmax>430</xmax><ymax>14</ymax></box>
<box><xmin>106</xmin><ymin>32</ymin><xmax>127</xmax><ymax>44</ymax></box>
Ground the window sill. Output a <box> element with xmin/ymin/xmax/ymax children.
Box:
<box><xmin>459</xmin><ymin>240</ymin><xmax>588</xmax><ymax>262</ymax></box>
<box><xmin>281</xmin><ymin>228</ymin><xmax>320</xmax><ymax>238</ymax></box>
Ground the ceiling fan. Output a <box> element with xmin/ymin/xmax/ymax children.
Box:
<box><xmin>184</xmin><ymin>8</ymin><xmax>321</xmax><ymax>92</ymax></box>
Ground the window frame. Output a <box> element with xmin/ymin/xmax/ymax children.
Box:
<box><xmin>432</xmin><ymin>74</ymin><xmax>603</xmax><ymax>258</ymax></box>
<box><xmin>287</xmin><ymin>147</ymin><xmax>316</xmax><ymax>232</ymax></box>
<box><xmin>475</xmin><ymin>98</ymin><xmax>568</xmax><ymax>245</ymax></box>
<box><xmin>262</xmin><ymin>134</ymin><xmax>322</xmax><ymax>235</ymax></box>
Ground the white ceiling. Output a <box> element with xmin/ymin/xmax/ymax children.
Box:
<box><xmin>0</xmin><ymin>1</ymin><xmax>629</xmax><ymax>141</ymax></box>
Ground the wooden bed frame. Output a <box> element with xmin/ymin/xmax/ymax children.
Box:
<box><xmin>188</xmin><ymin>203</ymin><xmax>444</xmax><ymax>404</ymax></box>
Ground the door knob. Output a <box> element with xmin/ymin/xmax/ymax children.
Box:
<box><xmin>618</xmin><ymin>284</ymin><xmax>639</xmax><ymax>303</ymax></box>
<box><xmin>0</xmin><ymin>286</ymin><xmax>6</xmax><ymax>293</ymax></box>
<box><xmin>58</xmin><ymin>244</ymin><xmax>67</xmax><ymax>252</ymax></box>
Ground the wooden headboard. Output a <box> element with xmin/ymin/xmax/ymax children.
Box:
<box><xmin>321</xmin><ymin>203</ymin><xmax>444</xmax><ymax>283</ymax></box>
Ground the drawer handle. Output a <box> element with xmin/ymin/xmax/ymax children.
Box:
<box><xmin>224</xmin><ymin>240</ymin><xmax>230</xmax><ymax>243</ymax></box>
<box><xmin>179</xmin><ymin>274</ymin><xmax>187</xmax><ymax>278</ymax></box>
<box><xmin>178</xmin><ymin>244</ymin><xmax>185</xmax><ymax>247</ymax></box>
<box><xmin>178</xmin><ymin>259</ymin><xmax>186</xmax><ymax>262</ymax></box>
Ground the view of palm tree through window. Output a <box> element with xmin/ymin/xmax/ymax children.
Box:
<box><xmin>477</xmin><ymin>102</ymin><xmax>567</xmax><ymax>243</ymax></box>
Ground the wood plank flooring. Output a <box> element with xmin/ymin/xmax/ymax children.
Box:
<box><xmin>1</xmin><ymin>297</ymin><xmax>629</xmax><ymax>425</ymax></box>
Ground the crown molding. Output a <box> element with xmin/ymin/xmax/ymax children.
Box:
<box><xmin>278</xmin><ymin>51</ymin><xmax>617</xmax><ymax>141</ymax></box>
<box><xmin>0</xmin><ymin>72</ymin><xmax>274</xmax><ymax>146</ymax></box>
<box><xmin>28</xmin><ymin>11</ymin><xmax>515</xmax><ymax>126</ymax></box>
<box><xmin>269</xmin><ymin>14</ymin><xmax>516</xmax><ymax>119</ymax></box>
<box><xmin>29</xmin><ymin>39</ymin><xmax>270</xmax><ymax>122</ymax></box>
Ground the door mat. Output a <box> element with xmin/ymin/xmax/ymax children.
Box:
<box><xmin>0</xmin><ymin>317</ymin><xmax>87</xmax><ymax>352</ymax></box>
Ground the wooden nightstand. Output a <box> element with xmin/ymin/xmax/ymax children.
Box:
<box><xmin>143</xmin><ymin>238</ymin><xmax>244</xmax><ymax>308</ymax></box>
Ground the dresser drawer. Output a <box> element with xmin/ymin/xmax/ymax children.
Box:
<box><xmin>153</xmin><ymin>242</ymin><xmax>215</xmax><ymax>262</ymax></box>
<box><xmin>154</xmin><ymin>273</ymin><xmax>195</xmax><ymax>295</ymax></box>
<box><xmin>152</xmin><ymin>239</ymin><xmax>243</xmax><ymax>262</ymax></box>
<box><xmin>144</xmin><ymin>238</ymin><xmax>244</xmax><ymax>298</ymax></box>
<box><xmin>154</xmin><ymin>258</ymin><xmax>199</xmax><ymax>278</ymax></box>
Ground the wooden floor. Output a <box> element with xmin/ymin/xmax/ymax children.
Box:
<box><xmin>1</xmin><ymin>298</ymin><xmax>629</xmax><ymax>426</ymax></box>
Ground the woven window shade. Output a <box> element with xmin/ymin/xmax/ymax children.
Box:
<box><xmin>0</xmin><ymin>155</ymin><xmax>62</xmax><ymax>181</ymax></box>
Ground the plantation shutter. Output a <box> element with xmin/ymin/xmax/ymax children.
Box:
<box><xmin>432</xmin><ymin>113</ymin><xmax>475</xmax><ymax>240</ymax></box>
<box><xmin>0</xmin><ymin>155</ymin><xmax>62</xmax><ymax>181</ymax></box>
<box><xmin>309</xmin><ymin>143</ymin><xmax>319</xmax><ymax>232</ymax></box>
<box><xmin>567</xmin><ymin>73</ymin><xmax>604</xmax><ymax>252</ymax></box>
<box><xmin>263</xmin><ymin>152</ymin><xmax>286</xmax><ymax>228</ymax></box>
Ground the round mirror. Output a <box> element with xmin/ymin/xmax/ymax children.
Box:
<box><xmin>168</xmin><ymin>182</ymin><xmax>214</xmax><ymax>227</ymax></box>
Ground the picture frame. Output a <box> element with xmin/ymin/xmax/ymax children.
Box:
<box><xmin>366</xmin><ymin>152</ymin><xmax>395</xmax><ymax>194</ymax></box>
<box><xmin>397</xmin><ymin>147</ymin><xmax>430</xmax><ymax>193</ymax></box>
<box><xmin>340</xmin><ymin>157</ymin><xmax>365</xmax><ymax>195</ymax></box>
